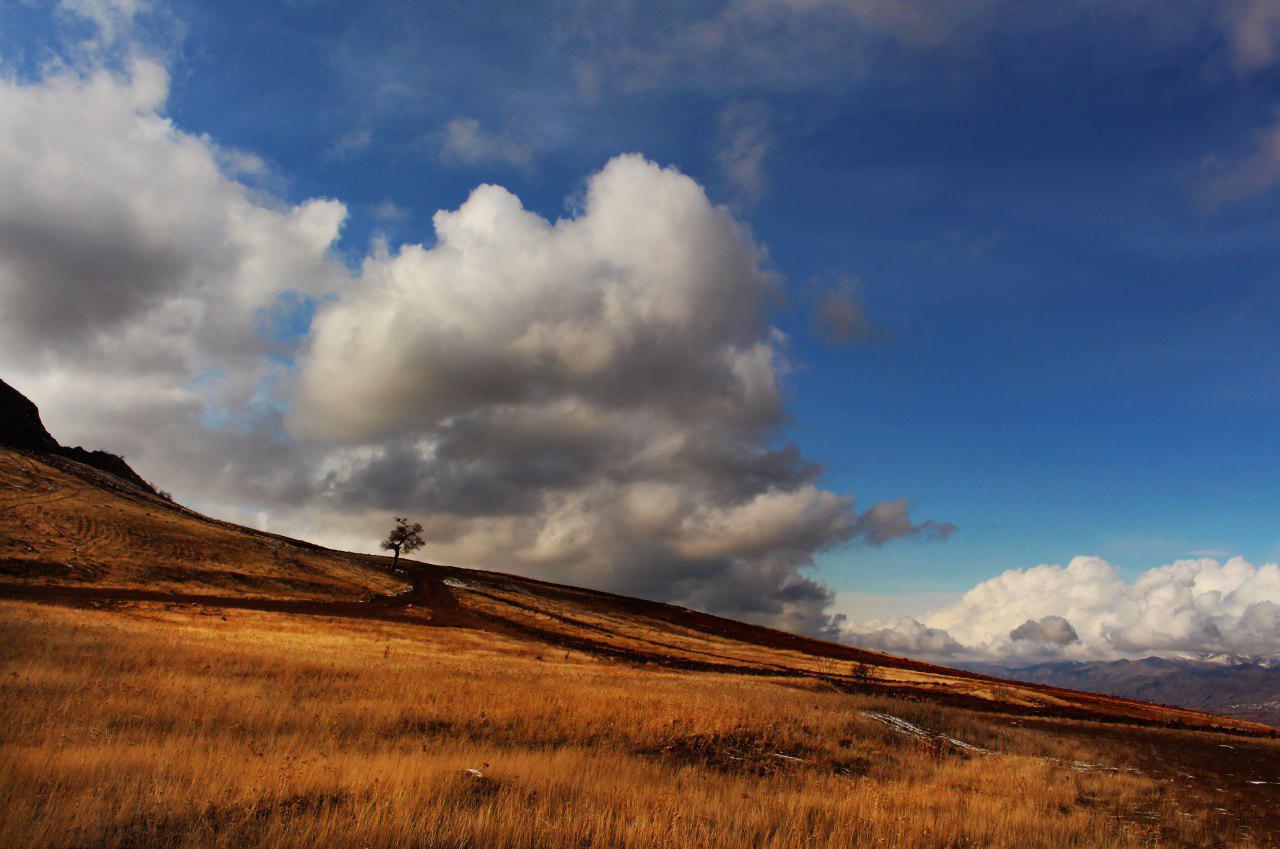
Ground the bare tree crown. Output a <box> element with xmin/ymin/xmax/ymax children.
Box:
<box><xmin>381</xmin><ymin>516</ymin><xmax>425</xmax><ymax>560</ymax></box>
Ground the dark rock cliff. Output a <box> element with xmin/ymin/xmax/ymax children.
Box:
<box><xmin>0</xmin><ymin>378</ymin><xmax>158</xmax><ymax>495</ymax></box>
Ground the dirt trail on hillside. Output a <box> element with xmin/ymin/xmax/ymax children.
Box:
<box><xmin>0</xmin><ymin>573</ymin><xmax>821</xmax><ymax>678</ymax></box>
<box><xmin>0</xmin><ymin>567</ymin><xmax>466</xmax><ymax>625</ymax></box>
<box><xmin>4</xmin><ymin>566</ymin><xmax>1276</xmax><ymax>739</ymax></box>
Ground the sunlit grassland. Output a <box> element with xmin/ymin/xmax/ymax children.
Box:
<box><xmin>0</xmin><ymin>600</ymin><xmax>1265</xmax><ymax>849</ymax></box>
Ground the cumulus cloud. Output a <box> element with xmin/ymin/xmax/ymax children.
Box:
<box><xmin>845</xmin><ymin>556</ymin><xmax>1280</xmax><ymax>662</ymax></box>
<box><xmin>0</xmin><ymin>59</ymin><xmax>950</xmax><ymax>637</ymax></box>
<box><xmin>1010</xmin><ymin>615</ymin><xmax>1080</xmax><ymax>646</ymax></box>
<box><xmin>847</xmin><ymin>616</ymin><xmax>966</xmax><ymax>657</ymax></box>
<box><xmin>292</xmin><ymin>154</ymin><xmax>951</xmax><ymax>632</ymax></box>
<box><xmin>0</xmin><ymin>58</ymin><xmax>357</xmax><ymax>534</ymax></box>
<box><xmin>0</xmin><ymin>59</ymin><xmax>347</xmax><ymax>381</ymax></box>
<box><xmin>850</xmin><ymin>498</ymin><xmax>955</xmax><ymax>545</ymax></box>
<box><xmin>437</xmin><ymin>118</ymin><xmax>533</xmax><ymax>168</ymax></box>
<box><xmin>296</xmin><ymin>155</ymin><xmax>781</xmax><ymax>442</ymax></box>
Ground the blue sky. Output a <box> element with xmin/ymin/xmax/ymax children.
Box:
<box><xmin>4</xmin><ymin>1</ymin><xmax>1279</xmax><ymax>635</ymax></box>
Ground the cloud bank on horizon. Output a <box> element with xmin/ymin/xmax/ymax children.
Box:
<box><xmin>846</xmin><ymin>555</ymin><xmax>1280</xmax><ymax>663</ymax></box>
<box><xmin>0</xmin><ymin>56</ymin><xmax>951</xmax><ymax>636</ymax></box>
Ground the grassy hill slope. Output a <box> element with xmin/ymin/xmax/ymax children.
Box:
<box><xmin>3</xmin><ymin>442</ymin><xmax>1280</xmax><ymax>848</ymax></box>
<box><xmin>0</xmin><ymin>444</ymin><xmax>1272</xmax><ymax>736</ymax></box>
<box><xmin>0</xmin><ymin>446</ymin><xmax>404</xmax><ymax>600</ymax></box>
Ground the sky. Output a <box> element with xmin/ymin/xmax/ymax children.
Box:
<box><xmin>2</xmin><ymin>0</ymin><xmax>1279</xmax><ymax>662</ymax></box>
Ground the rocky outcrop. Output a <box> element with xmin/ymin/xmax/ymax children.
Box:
<box><xmin>0</xmin><ymin>378</ymin><xmax>158</xmax><ymax>495</ymax></box>
<box><xmin>0</xmin><ymin>379</ymin><xmax>59</xmax><ymax>449</ymax></box>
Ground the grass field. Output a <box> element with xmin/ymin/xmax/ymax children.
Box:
<box><xmin>0</xmin><ymin>447</ymin><xmax>401</xmax><ymax>600</ymax></box>
<box><xmin>4</xmin><ymin>598</ymin><xmax>1278</xmax><ymax>849</ymax></box>
<box><xmin>4</xmin><ymin>445</ymin><xmax>1280</xmax><ymax>848</ymax></box>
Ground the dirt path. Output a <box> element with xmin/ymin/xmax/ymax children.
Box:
<box><xmin>3</xmin><ymin>569</ymin><xmax>1274</xmax><ymax>740</ymax></box>
<box><xmin>0</xmin><ymin>567</ymin><xmax>465</xmax><ymax>625</ymax></box>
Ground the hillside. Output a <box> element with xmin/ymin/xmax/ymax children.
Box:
<box><xmin>3</xmin><ymin>380</ymin><xmax>1280</xmax><ymax>848</ymax></box>
<box><xmin>1</xmin><ymin>437</ymin><xmax>1271</xmax><ymax>737</ymax></box>
<box><xmin>0</xmin><ymin>445</ymin><xmax>406</xmax><ymax>601</ymax></box>
<box><xmin>0</xmin><ymin>379</ymin><xmax>403</xmax><ymax>601</ymax></box>
<box><xmin>966</xmin><ymin>658</ymin><xmax>1280</xmax><ymax>727</ymax></box>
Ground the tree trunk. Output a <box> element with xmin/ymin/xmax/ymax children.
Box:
<box><xmin>392</xmin><ymin>546</ymin><xmax>400</xmax><ymax>570</ymax></box>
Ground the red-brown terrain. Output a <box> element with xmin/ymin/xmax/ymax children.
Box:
<box><xmin>3</xmin><ymin>436</ymin><xmax>1274</xmax><ymax>738</ymax></box>
<box><xmin>3</xmin><ymin>379</ymin><xmax>1279</xmax><ymax>848</ymax></box>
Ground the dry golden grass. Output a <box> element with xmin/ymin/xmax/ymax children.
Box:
<box><xmin>4</xmin><ymin>446</ymin><xmax>1278</xmax><ymax>847</ymax></box>
<box><xmin>3</xmin><ymin>445</ymin><xmax>1268</xmax><ymax>739</ymax></box>
<box><xmin>0</xmin><ymin>448</ymin><xmax>401</xmax><ymax>599</ymax></box>
<box><xmin>3</xmin><ymin>599</ymin><xmax>1274</xmax><ymax>849</ymax></box>
<box><xmin>442</xmin><ymin>570</ymin><xmax>1272</xmax><ymax>733</ymax></box>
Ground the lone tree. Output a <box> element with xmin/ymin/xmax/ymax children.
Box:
<box><xmin>381</xmin><ymin>517</ymin><xmax>425</xmax><ymax>570</ymax></box>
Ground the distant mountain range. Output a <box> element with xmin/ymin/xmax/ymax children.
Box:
<box><xmin>963</xmin><ymin>657</ymin><xmax>1280</xmax><ymax>727</ymax></box>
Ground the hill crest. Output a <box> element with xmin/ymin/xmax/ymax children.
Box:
<box><xmin>0</xmin><ymin>378</ymin><xmax>157</xmax><ymax>495</ymax></box>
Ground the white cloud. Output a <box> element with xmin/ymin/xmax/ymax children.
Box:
<box><xmin>296</xmin><ymin>155</ymin><xmax>781</xmax><ymax>441</ymax></box>
<box><xmin>52</xmin><ymin>0</ymin><xmax>184</xmax><ymax>70</ymax></box>
<box><xmin>1190</xmin><ymin>0</ymin><xmax>1280</xmax><ymax>210</ymax></box>
<box><xmin>437</xmin><ymin>118</ymin><xmax>532</xmax><ymax>168</ymax></box>
<box><xmin>372</xmin><ymin>198</ymin><xmax>409</xmax><ymax>222</ymax></box>
<box><xmin>850</xmin><ymin>616</ymin><xmax>966</xmax><ymax>657</ymax></box>
<box><xmin>326</xmin><ymin>128</ymin><xmax>372</xmax><ymax>160</ymax></box>
<box><xmin>1009</xmin><ymin>614</ymin><xmax>1080</xmax><ymax>646</ymax></box>
<box><xmin>845</xmin><ymin>555</ymin><xmax>1280</xmax><ymax>662</ymax></box>
<box><xmin>0</xmin><ymin>60</ymin><xmax>950</xmax><ymax>637</ymax></box>
<box><xmin>832</xmin><ymin>590</ymin><xmax>962</xmax><ymax>623</ymax></box>
<box><xmin>213</xmin><ymin>146</ymin><xmax>272</xmax><ymax>180</ymax></box>
<box><xmin>563</xmin><ymin>1</ymin><xmax>1280</xmax><ymax>100</ymax></box>
<box><xmin>0</xmin><ymin>60</ymin><xmax>347</xmax><ymax>368</ymax></box>
<box><xmin>292</xmin><ymin>154</ymin><xmax>949</xmax><ymax>633</ymax></box>
<box><xmin>57</xmin><ymin>0</ymin><xmax>150</xmax><ymax>47</ymax></box>
<box><xmin>812</xmin><ymin>277</ymin><xmax>892</xmax><ymax>346</ymax></box>
<box><xmin>0</xmin><ymin>58</ymin><xmax>349</xmax><ymax>507</ymax></box>
<box><xmin>851</xmin><ymin>498</ymin><xmax>955</xmax><ymax>544</ymax></box>
<box><xmin>716</xmin><ymin>101</ymin><xmax>772</xmax><ymax>207</ymax></box>
<box><xmin>564</xmin><ymin>0</ymin><xmax>991</xmax><ymax>93</ymax></box>
<box><xmin>1195</xmin><ymin>120</ymin><xmax>1280</xmax><ymax>207</ymax></box>
<box><xmin>1221</xmin><ymin>0</ymin><xmax>1280</xmax><ymax>74</ymax></box>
